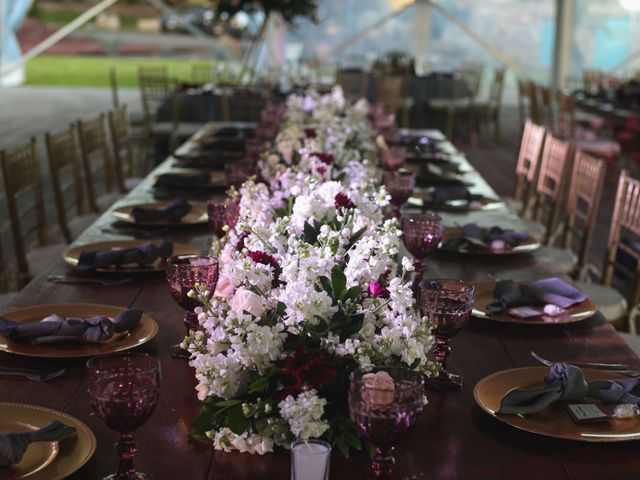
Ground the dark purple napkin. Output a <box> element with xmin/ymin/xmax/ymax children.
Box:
<box><xmin>442</xmin><ymin>223</ymin><xmax>530</xmax><ymax>250</ymax></box>
<box><xmin>0</xmin><ymin>421</ymin><xmax>77</xmax><ymax>466</ymax></box>
<box><xmin>426</xmin><ymin>186</ymin><xmax>481</xmax><ymax>204</ymax></box>
<box><xmin>76</xmin><ymin>240</ymin><xmax>173</xmax><ymax>272</ymax></box>
<box><xmin>0</xmin><ymin>309</ymin><xmax>142</xmax><ymax>344</ymax></box>
<box><xmin>131</xmin><ymin>198</ymin><xmax>191</xmax><ymax>223</ymax></box>
<box><xmin>154</xmin><ymin>172</ymin><xmax>212</xmax><ymax>190</ymax></box>
<box><xmin>499</xmin><ymin>362</ymin><xmax>640</xmax><ymax>415</ymax></box>
<box><xmin>488</xmin><ymin>277</ymin><xmax>588</xmax><ymax>315</ymax></box>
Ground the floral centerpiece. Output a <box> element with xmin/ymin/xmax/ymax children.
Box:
<box><xmin>183</xmin><ymin>87</ymin><xmax>435</xmax><ymax>456</ymax></box>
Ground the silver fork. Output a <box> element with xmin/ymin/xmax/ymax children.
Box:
<box><xmin>47</xmin><ymin>275</ymin><xmax>133</xmax><ymax>286</ymax></box>
<box><xmin>530</xmin><ymin>351</ymin><xmax>640</xmax><ymax>376</ymax></box>
<box><xmin>0</xmin><ymin>367</ymin><xmax>65</xmax><ymax>382</ymax></box>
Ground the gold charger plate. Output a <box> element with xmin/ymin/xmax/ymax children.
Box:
<box><xmin>472</xmin><ymin>281</ymin><xmax>597</xmax><ymax>325</ymax></box>
<box><xmin>474</xmin><ymin>366</ymin><xmax>640</xmax><ymax>442</ymax></box>
<box><xmin>64</xmin><ymin>239</ymin><xmax>200</xmax><ymax>273</ymax></box>
<box><xmin>0</xmin><ymin>402</ymin><xmax>96</xmax><ymax>479</ymax></box>
<box><xmin>0</xmin><ymin>303</ymin><xmax>158</xmax><ymax>358</ymax></box>
<box><xmin>112</xmin><ymin>202</ymin><xmax>208</xmax><ymax>226</ymax></box>
<box><xmin>155</xmin><ymin>170</ymin><xmax>226</xmax><ymax>187</ymax></box>
<box><xmin>438</xmin><ymin>227</ymin><xmax>540</xmax><ymax>255</ymax></box>
<box><xmin>407</xmin><ymin>192</ymin><xmax>503</xmax><ymax>212</ymax></box>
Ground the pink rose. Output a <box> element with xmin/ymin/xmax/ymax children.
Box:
<box><xmin>229</xmin><ymin>288</ymin><xmax>265</xmax><ymax>318</ymax></box>
<box><xmin>362</xmin><ymin>371</ymin><xmax>395</xmax><ymax>407</ymax></box>
<box><xmin>214</xmin><ymin>275</ymin><xmax>235</xmax><ymax>299</ymax></box>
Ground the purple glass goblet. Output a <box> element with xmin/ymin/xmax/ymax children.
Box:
<box><xmin>225</xmin><ymin>161</ymin><xmax>254</xmax><ymax>188</ymax></box>
<box><xmin>419</xmin><ymin>279</ymin><xmax>474</xmax><ymax>391</ymax></box>
<box><xmin>402</xmin><ymin>213</ymin><xmax>444</xmax><ymax>289</ymax></box>
<box><xmin>207</xmin><ymin>198</ymin><xmax>240</xmax><ymax>237</ymax></box>
<box><xmin>380</xmin><ymin>146</ymin><xmax>406</xmax><ymax>171</ymax></box>
<box><xmin>384</xmin><ymin>171</ymin><xmax>416</xmax><ymax>218</ymax></box>
<box><xmin>349</xmin><ymin>366</ymin><xmax>424</xmax><ymax>478</ymax></box>
<box><xmin>166</xmin><ymin>255</ymin><xmax>219</xmax><ymax>357</ymax></box>
<box><xmin>87</xmin><ymin>353</ymin><xmax>160</xmax><ymax>480</ymax></box>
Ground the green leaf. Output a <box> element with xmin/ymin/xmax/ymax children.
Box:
<box><xmin>303</xmin><ymin>221</ymin><xmax>320</xmax><ymax>245</ymax></box>
<box><xmin>319</xmin><ymin>276</ymin><xmax>333</xmax><ymax>296</ymax></box>
<box><xmin>344</xmin><ymin>286</ymin><xmax>363</xmax><ymax>302</ymax></box>
<box><xmin>226</xmin><ymin>405</ymin><xmax>249</xmax><ymax>435</ymax></box>
<box><xmin>331</xmin><ymin>265</ymin><xmax>347</xmax><ymax>300</ymax></box>
<box><xmin>214</xmin><ymin>399</ymin><xmax>242</xmax><ymax>408</ymax></box>
<box><xmin>346</xmin><ymin>432</ymin><xmax>362</xmax><ymax>450</ymax></box>
<box><xmin>248</xmin><ymin>376</ymin><xmax>271</xmax><ymax>393</ymax></box>
<box><xmin>191</xmin><ymin>409</ymin><xmax>217</xmax><ymax>435</ymax></box>
<box><xmin>345</xmin><ymin>226</ymin><xmax>367</xmax><ymax>251</ymax></box>
<box><xmin>335</xmin><ymin>435</ymin><xmax>350</xmax><ymax>458</ymax></box>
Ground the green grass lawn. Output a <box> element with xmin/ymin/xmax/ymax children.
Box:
<box><xmin>25</xmin><ymin>56</ymin><xmax>230</xmax><ymax>88</ymax></box>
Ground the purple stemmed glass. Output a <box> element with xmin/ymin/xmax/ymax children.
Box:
<box><xmin>87</xmin><ymin>353</ymin><xmax>160</xmax><ymax>480</ymax></box>
<box><xmin>380</xmin><ymin>146</ymin><xmax>406</xmax><ymax>171</ymax></box>
<box><xmin>166</xmin><ymin>255</ymin><xmax>219</xmax><ymax>357</ymax></box>
<box><xmin>419</xmin><ymin>280</ymin><xmax>474</xmax><ymax>391</ymax></box>
<box><xmin>384</xmin><ymin>171</ymin><xmax>415</xmax><ymax>218</ymax></box>
<box><xmin>402</xmin><ymin>213</ymin><xmax>444</xmax><ymax>289</ymax></box>
<box><xmin>207</xmin><ymin>198</ymin><xmax>240</xmax><ymax>237</ymax></box>
<box><xmin>349</xmin><ymin>366</ymin><xmax>424</xmax><ymax>478</ymax></box>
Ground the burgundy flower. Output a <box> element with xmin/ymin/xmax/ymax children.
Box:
<box><xmin>235</xmin><ymin>232</ymin><xmax>250</xmax><ymax>251</ymax></box>
<box><xmin>281</xmin><ymin>346</ymin><xmax>337</xmax><ymax>396</ymax></box>
<box><xmin>311</xmin><ymin>152</ymin><xmax>334</xmax><ymax>165</ymax></box>
<box><xmin>304</xmin><ymin>128</ymin><xmax>317</xmax><ymax>138</ymax></box>
<box><xmin>316</xmin><ymin>165</ymin><xmax>327</xmax><ymax>176</ymax></box>
<box><xmin>368</xmin><ymin>280</ymin><xmax>390</xmax><ymax>299</ymax></box>
<box><xmin>335</xmin><ymin>192</ymin><xmax>356</xmax><ymax>210</ymax></box>
<box><xmin>248</xmin><ymin>250</ymin><xmax>279</xmax><ymax>269</ymax></box>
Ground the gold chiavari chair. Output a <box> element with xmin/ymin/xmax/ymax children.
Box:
<box><xmin>376</xmin><ymin>75</ymin><xmax>403</xmax><ymax>116</ymax></box>
<box><xmin>336</xmin><ymin>68</ymin><xmax>369</xmax><ymax>100</ymax></box>
<box><xmin>191</xmin><ymin>64</ymin><xmax>214</xmax><ymax>84</ymax></box>
<box><xmin>516</xmin><ymin>78</ymin><xmax>530</xmax><ymax>129</ymax></box>
<box><xmin>536</xmin><ymin>85</ymin><xmax>553</xmax><ymax>130</ymax></box>
<box><xmin>110</xmin><ymin>67</ymin><xmax>119</xmax><ymax>109</ymax></box>
<box><xmin>476</xmin><ymin>68</ymin><xmax>506</xmax><ymax>143</ymax></box>
<box><xmin>221</xmin><ymin>88</ymin><xmax>267</xmax><ymax>123</ymax></box>
<box><xmin>527</xmin><ymin>81</ymin><xmax>540</xmax><ymax>124</ymax></box>
<box><xmin>1</xmin><ymin>139</ymin><xmax>66</xmax><ymax>287</ymax></box>
<box><xmin>78</xmin><ymin>113</ymin><xmax>122</xmax><ymax>213</ymax></box>
<box><xmin>504</xmin><ymin>120</ymin><xmax>546</xmax><ymax>217</ymax></box>
<box><xmin>45</xmin><ymin>124</ymin><xmax>98</xmax><ymax>243</ymax></box>
<box><xmin>109</xmin><ymin>105</ymin><xmax>144</xmax><ymax>190</ymax></box>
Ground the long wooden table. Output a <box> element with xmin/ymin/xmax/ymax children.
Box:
<box><xmin>1</xmin><ymin>124</ymin><xmax>639</xmax><ymax>479</ymax></box>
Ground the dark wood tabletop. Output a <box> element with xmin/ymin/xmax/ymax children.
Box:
<box><xmin>1</xmin><ymin>124</ymin><xmax>639</xmax><ymax>480</ymax></box>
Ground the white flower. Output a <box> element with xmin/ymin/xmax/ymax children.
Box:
<box><xmin>229</xmin><ymin>288</ymin><xmax>265</xmax><ymax>318</ymax></box>
<box><xmin>278</xmin><ymin>390</ymin><xmax>329</xmax><ymax>440</ymax></box>
<box><xmin>214</xmin><ymin>274</ymin><xmax>235</xmax><ymax>299</ymax></box>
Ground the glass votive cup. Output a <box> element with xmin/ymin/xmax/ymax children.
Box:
<box><xmin>291</xmin><ymin>439</ymin><xmax>331</xmax><ymax>480</ymax></box>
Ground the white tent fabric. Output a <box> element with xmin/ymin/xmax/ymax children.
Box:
<box><xmin>0</xmin><ymin>0</ymin><xmax>33</xmax><ymax>86</ymax></box>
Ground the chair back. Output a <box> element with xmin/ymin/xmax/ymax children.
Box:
<box><xmin>110</xmin><ymin>67</ymin><xmax>119</xmax><ymax>109</ymax></box>
<box><xmin>556</xmin><ymin>92</ymin><xmax>577</xmax><ymax>139</ymax></box>
<box><xmin>527</xmin><ymin>81</ymin><xmax>540</xmax><ymax>124</ymax></box>
<box><xmin>602</xmin><ymin>171</ymin><xmax>640</xmax><ymax>306</ymax></box>
<box><xmin>533</xmin><ymin>135</ymin><xmax>572</xmax><ymax>244</ymax></box>
<box><xmin>138</xmin><ymin>66</ymin><xmax>172</xmax><ymax>126</ymax></box>
<box><xmin>376</xmin><ymin>75</ymin><xmax>403</xmax><ymax>115</ymax></box>
<box><xmin>221</xmin><ymin>88</ymin><xmax>267</xmax><ymax>122</ymax></box>
<box><xmin>109</xmin><ymin>105</ymin><xmax>137</xmax><ymax>185</ymax></box>
<box><xmin>77</xmin><ymin>113</ymin><xmax>118</xmax><ymax>212</ymax></box>
<box><xmin>513</xmin><ymin>120</ymin><xmax>546</xmax><ymax>215</ymax></box>
<box><xmin>45</xmin><ymin>124</ymin><xmax>87</xmax><ymax>243</ymax></box>
<box><xmin>537</xmin><ymin>85</ymin><xmax>553</xmax><ymax>129</ymax></box>
<box><xmin>561</xmin><ymin>150</ymin><xmax>606</xmax><ymax>275</ymax></box>
<box><xmin>488</xmin><ymin>68</ymin><xmax>506</xmax><ymax>110</ymax></box>
<box><xmin>457</xmin><ymin>63</ymin><xmax>483</xmax><ymax>99</ymax></box>
<box><xmin>0</xmin><ymin>139</ymin><xmax>47</xmax><ymax>285</ymax></box>
<box><xmin>192</xmin><ymin>64</ymin><xmax>214</xmax><ymax>84</ymax></box>
<box><xmin>516</xmin><ymin>78</ymin><xmax>530</xmax><ymax>127</ymax></box>
<box><xmin>336</xmin><ymin>68</ymin><xmax>368</xmax><ymax>99</ymax></box>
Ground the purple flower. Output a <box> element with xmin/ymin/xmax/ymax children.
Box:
<box><xmin>368</xmin><ymin>280</ymin><xmax>390</xmax><ymax>299</ymax></box>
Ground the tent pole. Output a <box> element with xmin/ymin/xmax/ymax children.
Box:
<box><xmin>551</xmin><ymin>0</ymin><xmax>574</xmax><ymax>91</ymax></box>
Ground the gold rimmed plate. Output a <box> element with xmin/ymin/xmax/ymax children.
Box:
<box><xmin>408</xmin><ymin>192</ymin><xmax>503</xmax><ymax>212</ymax></box>
<box><xmin>471</xmin><ymin>281</ymin><xmax>597</xmax><ymax>325</ymax></box>
<box><xmin>474</xmin><ymin>367</ymin><xmax>640</xmax><ymax>442</ymax></box>
<box><xmin>0</xmin><ymin>403</ymin><xmax>96</xmax><ymax>479</ymax></box>
<box><xmin>438</xmin><ymin>227</ymin><xmax>540</xmax><ymax>255</ymax></box>
<box><xmin>0</xmin><ymin>303</ymin><xmax>158</xmax><ymax>358</ymax></box>
<box><xmin>64</xmin><ymin>239</ymin><xmax>200</xmax><ymax>273</ymax></box>
<box><xmin>112</xmin><ymin>202</ymin><xmax>208</xmax><ymax>226</ymax></box>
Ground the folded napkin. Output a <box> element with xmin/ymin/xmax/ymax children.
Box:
<box><xmin>154</xmin><ymin>172</ymin><xmax>211</xmax><ymax>190</ymax></box>
<box><xmin>76</xmin><ymin>240</ymin><xmax>173</xmax><ymax>272</ymax></box>
<box><xmin>131</xmin><ymin>198</ymin><xmax>192</xmax><ymax>223</ymax></box>
<box><xmin>488</xmin><ymin>277</ymin><xmax>588</xmax><ymax>315</ymax></box>
<box><xmin>499</xmin><ymin>362</ymin><xmax>640</xmax><ymax>415</ymax></box>
<box><xmin>0</xmin><ymin>421</ymin><xmax>77</xmax><ymax>466</ymax></box>
<box><xmin>425</xmin><ymin>186</ymin><xmax>480</xmax><ymax>204</ymax></box>
<box><xmin>0</xmin><ymin>309</ymin><xmax>142</xmax><ymax>344</ymax></box>
<box><xmin>442</xmin><ymin>223</ymin><xmax>530</xmax><ymax>251</ymax></box>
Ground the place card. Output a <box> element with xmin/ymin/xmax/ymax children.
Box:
<box><xmin>566</xmin><ymin>403</ymin><xmax>610</xmax><ymax>423</ymax></box>
<box><xmin>507</xmin><ymin>307</ymin><xmax>543</xmax><ymax>319</ymax></box>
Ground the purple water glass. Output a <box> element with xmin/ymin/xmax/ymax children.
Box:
<box><xmin>166</xmin><ymin>255</ymin><xmax>219</xmax><ymax>357</ymax></box>
<box><xmin>402</xmin><ymin>213</ymin><xmax>444</xmax><ymax>288</ymax></box>
<box><xmin>87</xmin><ymin>353</ymin><xmax>160</xmax><ymax>480</ymax></box>
<box><xmin>380</xmin><ymin>146</ymin><xmax>406</xmax><ymax>171</ymax></box>
<box><xmin>419</xmin><ymin>280</ymin><xmax>474</xmax><ymax>391</ymax></box>
<box><xmin>349</xmin><ymin>366</ymin><xmax>424</xmax><ymax>478</ymax></box>
<box><xmin>225</xmin><ymin>162</ymin><xmax>254</xmax><ymax>188</ymax></box>
<box><xmin>207</xmin><ymin>198</ymin><xmax>240</xmax><ymax>237</ymax></box>
<box><xmin>384</xmin><ymin>171</ymin><xmax>415</xmax><ymax>218</ymax></box>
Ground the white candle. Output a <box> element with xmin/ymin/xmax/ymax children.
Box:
<box><xmin>291</xmin><ymin>439</ymin><xmax>331</xmax><ymax>480</ymax></box>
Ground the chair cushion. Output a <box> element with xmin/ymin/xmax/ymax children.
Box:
<box><xmin>429</xmin><ymin>97</ymin><xmax>473</xmax><ymax>109</ymax></box>
<box><xmin>574</xmin><ymin>138</ymin><xmax>621</xmax><ymax>158</ymax></box>
<box><xmin>27</xmin><ymin>243</ymin><xmax>68</xmax><ymax>277</ymax></box>
<box><xmin>538</xmin><ymin>246</ymin><xmax>578</xmax><ymax>273</ymax></box>
<box><xmin>574</xmin><ymin>281</ymin><xmax>628</xmax><ymax>322</ymax></box>
<box><xmin>97</xmin><ymin>192</ymin><xmax>123</xmax><ymax>211</ymax></box>
<box><xmin>68</xmin><ymin>213</ymin><xmax>99</xmax><ymax>239</ymax></box>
